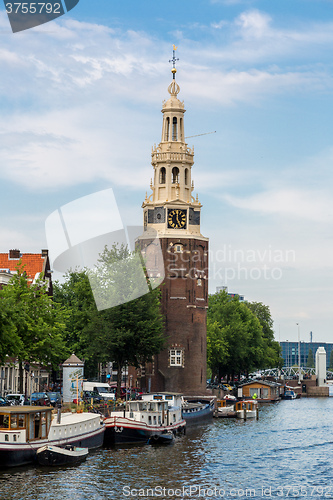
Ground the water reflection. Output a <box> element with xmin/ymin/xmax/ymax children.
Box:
<box><xmin>1</xmin><ymin>399</ymin><xmax>333</xmax><ymax>499</ymax></box>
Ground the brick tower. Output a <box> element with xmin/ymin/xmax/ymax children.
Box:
<box><xmin>139</xmin><ymin>48</ymin><xmax>209</xmax><ymax>394</ymax></box>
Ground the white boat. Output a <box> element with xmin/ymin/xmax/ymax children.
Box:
<box><xmin>36</xmin><ymin>444</ymin><xmax>88</xmax><ymax>466</ymax></box>
<box><xmin>0</xmin><ymin>406</ymin><xmax>105</xmax><ymax>468</ymax></box>
<box><xmin>235</xmin><ymin>400</ymin><xmax>258</xmax><ymax>419</ymax></box>
<box><xmin>104</xmin><ymin>393</ymin><xmax>186</xmax><ymax>445</ymax></box>
<box><xmin>215</xmin><ymin>399</ymin><xmax>237</xmax><ymax>418</ymax></box>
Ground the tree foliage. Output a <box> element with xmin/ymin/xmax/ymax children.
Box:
<box><xmin>329</xmin><ymin>350</ymin><xmax>333</xmax><ymax>371</ymax></box>
<box><xmin>53</xmin><ymin>270</ymin><xmax>96</xmax><ymax>375</ymax></box>
<box><xmin>83</xmin><ymin>245</ymin><xmax>165</xmax><ymax>397</ymax></box>
<box><xmin>54</xmin><ymin>245</ymin><xmax>165</xmax><ymax>397</ymax></box>
<box><xmin>207</xmin><ymin>291</ymin><xmax>282</xmax><ymax>381</ymax></box>
<box><xmin>0</xmin><ymin>265</ymin><xmax>69</xmax><ymax>392</ymax></box>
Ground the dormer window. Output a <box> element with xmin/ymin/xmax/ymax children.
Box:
<box><xmin>174</xmin><ymin>244</ymin><xmax>183</xmax><ymax>253</ymax></box>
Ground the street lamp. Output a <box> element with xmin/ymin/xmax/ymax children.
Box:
<box><xmin>296</xmin><ymin>323</ymin><xmax>301</xmax><ymax>384</ymax></box>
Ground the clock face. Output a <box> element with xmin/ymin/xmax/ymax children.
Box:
<box><xmin>168</xmin><ymin>209</ymin><xmax>187</xmax><ymax>229</ymax></box>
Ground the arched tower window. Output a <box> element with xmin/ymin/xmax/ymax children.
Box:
<box><xmin>180</xmin><ymin>118</ymin><xmax>183</xmax><ymax>141</ymax></box>
<box><xmin>159</xmin><ymin>167</ymin><xmax>166</xmax><ymax>184</ymax></box>
<box><xmin>165</xmin><ymin>117</ymin><xmax>170</xmax><ymax>141</ymax></box>
<box><xmin>172</xmin><ymin>167</ymin><xmax>179</xmax><ymax>184</ymax></box>
<box><xmin>185</xmin><ymin>168</ymin><xmax>189</xmax><ymax>185</ymax></box>
<box><xmin>172</xmin><ymin>117</ymin><xmax>177</xmax><ymax>141</ymax></box>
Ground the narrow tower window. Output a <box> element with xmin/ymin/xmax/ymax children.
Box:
<box><xmin>159</xmin><ymin>167</ymin><xmax>166</xmax><ymax>184</ymax></box>
<box><xmin>185</xmin><ymin>168</ymin><xmax>189</xmax><ymax>185</ymax></box>
<box><xmin>180</xmin><ymin>118</ymin><xmax>183</xmax><ymax>141</ymax></box>
<box><xmin>165</xmin><ymin>117</ymin><xmax>170</xmax><ymax>141</ymax></box>
<box><xmin>172</xmin><ymin>167</ymin><xmax>179</xmax><ymax>184</ymax></box>
<box><xmin>172</xmin><ymin>117</ymin><xmax>177</xmax><ymax>141</ymax></box>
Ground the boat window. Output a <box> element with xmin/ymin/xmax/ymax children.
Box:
<box><xmin>153</xmin><ymin>416</ymin><xmax>157</xmax><ymax>424</ymax></box>
<box><xmin>0</xmin><ymin>415</ymin><xmax>9</xmax><ymax>429</ymax></box>
<box><xmin>5</xmin><ymin>434</ymin><xmax>8</xmax><ymax>442</ymax></box>
<box><xmin>148</xmin><ymin>416</ymin><xmax>152</xmax><ymax>424</ymax></box>
<box><xmin>13</xmin><ymin>434</ymin><xmax>16</xmax><ymax>442</ymax></box>
<box><xmin>10</xmin><ymin>414</ymin><xmax>18</xmax><ymax>429</ymax></box>
<box><xmin>18</xmin><ymin>414</ymin><xmax>25</xmax><ymax>428</ymax></box>
<box><xmin>41</xmin><ymin>412</ymin><xmax>47</xmax><ymax>438</ymax></box>
<box><xmin>158</xmin><ymin>416</ymin><xmax>161</xmax><ymax>424</ymax></box>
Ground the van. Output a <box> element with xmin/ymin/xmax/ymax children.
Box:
<box><xmin>6</xmin><ymin>394</ymin><xmax>25</xmax><ymax>406</ymax></box>
<box><xmin>82</xmin><ymin>382</ymin><xmax>115</xmax><ymax>400</ymax></box>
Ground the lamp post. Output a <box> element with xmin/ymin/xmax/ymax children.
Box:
<box><xmin>296</xmin><ymin>323</ymin><xmax>301</xmax><ymax>384</ymax></box>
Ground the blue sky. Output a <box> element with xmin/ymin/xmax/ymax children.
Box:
<box><xmin>1</xmin><ymin>0</ymin><xmax>333</xmax><ymax>344</ymax></box>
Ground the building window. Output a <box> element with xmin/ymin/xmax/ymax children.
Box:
<box><xmin>169</xmin><ymin>348</ymin><xmax>184</xmax><ymax>367</ymax></box>
<box><xmin>172</xmin><ymin>117</ymin><xmax>177</xmax><ymax>141</ymax></box>
<box><xmin>165</xmin><ymin>117</ymin><xmax>170</xmax><ymax>141</ymax></box>
<box><xmin>172</xmin><ymin>167</ymin><xmax>179</xmax><ymax>183</ymax></box>
<box><xmin>159</xmin><ymin>167</ymin><xmax>166</xmax><ymax>184</ymax></box>
<box><xmin>185</xmin><ymin>168</ymin><xmax>188</xmax><ymax>185</ymax></box>
<box><xmin>174</xmin><ymin>244</ymin><xmax>183</xmax><ymax>253</ymax></box>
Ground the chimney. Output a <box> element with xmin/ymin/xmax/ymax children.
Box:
<box><xmin>9</xmin><ymin>249</ymin><xmax>20</xmax><ymax>259</ymax></box>
<box><xmin>41</xmin><ymin>249</ymin><xmax>48</xmax><ymax>258</ymax></box>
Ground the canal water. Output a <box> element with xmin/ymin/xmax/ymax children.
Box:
<box><xmin>1</xmin><ymin>397</ymin><xmax>333</xmax><ymax>500</ymax></box>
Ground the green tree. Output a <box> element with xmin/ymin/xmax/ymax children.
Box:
<box><xmin>207</xmin><ymin>291</ymin><xmax>264</xmax><ymax>380</ymax></box>
<box><xmin>307</xmin><ymin>348</ymin><xmax>315</xmax><ymax>368</ymax></box>
<box><xmin>245</xmin><ymin>301</ymin><xmax>283</xmax><ymax>369</ymax></box>
<box><xmin>207</xmin><ymin>319</ymin><xmax>229</xmax><ymax>382</ymax></box>
<box><xmin>0</xmin><ymin>294</ymin><xmax>22</xmax><ymax>363</ymax></box>
<box><xmin>0</xmin><ymin>265</ymin><xmax>69</xmax><ymax>393</ymax></box>
<box><xmin>53</xmin><ymin>270</ymin><xmax>97</xmax><ymax>377</ymax></box>
<box><xmin>83</xmin><ymin>245</ymin><xmax>165</xmax><ymax>398</ymax></box>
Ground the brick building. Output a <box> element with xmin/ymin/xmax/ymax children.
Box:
<box><xmin>136</xmin><ymin>51</ymin><xmax>209</xmax><ymax>394</ymax></box>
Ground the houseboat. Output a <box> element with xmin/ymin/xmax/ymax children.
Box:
<box><xmin>238</xmin><ymin>380</ymin><xmax>281</xmax><ymax>402</ymax></box>
<box><xmin>181</xmin><ymin>397</ymin><xmax>215</xmax><ymax>425</ymax></box>
<box><xmin>143</xmin><ymin>392</ymin><xmax>215</xmax><ymax>425</ymax></box>
<box><xmin>0</xmin><ymin>406</ymin><xmax>105</xmax><ymax>468</ymax></box>
<box><xmin>104</xmin><ymin>393</ymin><xmax>186</xmax><ymax>445</ymax></box>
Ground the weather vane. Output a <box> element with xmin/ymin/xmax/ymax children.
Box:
<box><xmin>169</xmin><ymin>44</ymin><xmax>179</xmax><ymax>80</ymax></box>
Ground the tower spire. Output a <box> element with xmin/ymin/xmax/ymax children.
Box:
<box><xmin>169</xmin><ymin>44</ymin><xmax>179</xmax><ymax>80</ymax></box>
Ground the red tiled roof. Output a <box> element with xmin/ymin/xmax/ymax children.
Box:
<box><xmin>0</xmin><ymin>252</ymin><xmax>46</xmax><ymax>282</ymax></box>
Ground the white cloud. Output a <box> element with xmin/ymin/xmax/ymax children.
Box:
<box><xmin>235</xmin><ymin>9</ymin><xmax>272</xmax><ymax>39</ymax></box>
<box><xmin>224</xmin><ymin>188</ymin><xmax>333</xmax><ymax>223</ymax></box>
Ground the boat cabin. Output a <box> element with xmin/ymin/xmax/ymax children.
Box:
<box><xmin>139</xmin><ymin>393</ymin><xmax>183</xmax><ymax>424</ymax></box>
<box><xmin>238</xmin><ymin>380</ymin><xmax>281</xmax><ymax>402</ymax></box>
<box><xmin>125</xmin><ymin>400</ymin><xmax>171</xmax><ymax>426</ymax></box>
<box><xmin>0</xmin><ymin>406</ymin><xmax>52</xmax><ymax>444</ymax></box>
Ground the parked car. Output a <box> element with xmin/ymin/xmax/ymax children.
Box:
<box><xmin>30</xmin><ymin>392</ymin><xmax>51</xmax><ymax>406</ymax></box>
<box><xmin>5</xmin><ymin>394</ymin><xmax>25</xmax><ymax>406</ymax></box>
<box><xmin>82</xmin><ymin>391</ymin><xmax>103</xmax><ymax>405</ymax></box>
<box><xmin>0</xmin><ymin>397</ymin><xmax>12</xmax><ymax>407</ymax></box>
<box><xmin>47</xmin><ymin>392</ymin><xmax>62</xmax><ymax>407</ymax></box>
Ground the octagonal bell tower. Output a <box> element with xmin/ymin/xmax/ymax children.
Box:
<box><xmin>139</xmin><ymin>47</ymin><xmax>209</xmax><ymax>395</ymax></box>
